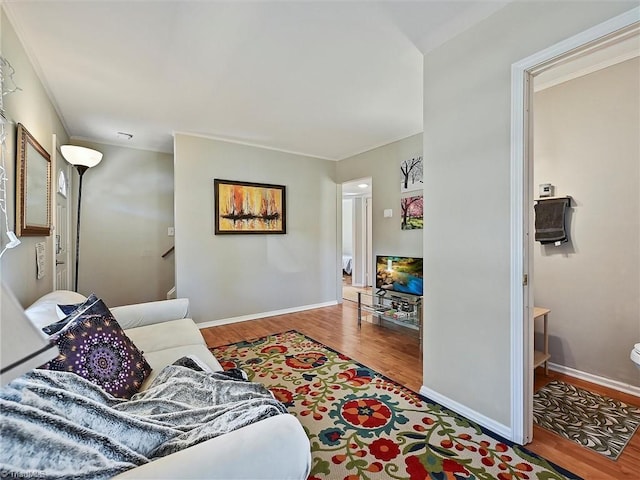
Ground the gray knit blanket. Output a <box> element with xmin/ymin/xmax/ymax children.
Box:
<box><xmin>0</xmin><ymin>365</ymin><xmax>287</xmax><ymax>479</ymax></box>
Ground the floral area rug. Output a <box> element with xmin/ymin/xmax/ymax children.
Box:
<box><xmin>211</xmin><ymin>331</ymin><xmax>580</xmax><ymax>480</ymax></box>
<box><xmin>533</xmin><ymin>380</ymin><xmax>640</xmax><ymax>460</ymax></box>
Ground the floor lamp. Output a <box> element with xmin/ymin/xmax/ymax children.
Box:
<box><xmin>60</xmin><ymin>145</ymin><xmax>103</xmax><ymax>292</ymax></box>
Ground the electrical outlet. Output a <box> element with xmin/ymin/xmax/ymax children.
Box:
<box><xmin>168</xmin><ymin>227</ymin><xmax>175</xmax><ymax>237</ymax></box>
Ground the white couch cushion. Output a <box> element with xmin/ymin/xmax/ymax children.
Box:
<box><xmin>142</xmin><ymin>345</ymin><xmax>223</xmax><ymax>387</ymax></box>
<box><xmin>125</xmin><ymin>318</ymin><xmax>205</xmax><ymax>353</ymax></box>
<box><xmin>24</xmin><ymin>290</ymin><xmax>87</xmax><ymax>329</ymax></box>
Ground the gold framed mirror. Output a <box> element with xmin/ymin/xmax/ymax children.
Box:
<box><xmin>16</xmin><ymin>123</ymin><xmax>51</xmax><ymax>236</ymax></box>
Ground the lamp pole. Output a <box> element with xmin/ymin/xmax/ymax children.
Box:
<box><xmin>60</xmin><ymin>145</ymin><xmax>103</xmax><ymax>293</ymax></box>
<box><xmin>73</xmin><ymin>164</ymin><xmax>89</xmax><ymax>293</ymax></box>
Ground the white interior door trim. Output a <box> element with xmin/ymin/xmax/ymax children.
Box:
<box><xmin>365</xmin><ymin>196</ymin><xmax>373</xmax><ymax>286</ymax></box>
<box><xmin>510</xmin><ymin>6</ymin><xmax>640</xmax><ymax>445</ymax></box>
<box><xmin>337</xmin><ymin>184</ymin><xmax>343</xmax><ymax>303</ymax></box>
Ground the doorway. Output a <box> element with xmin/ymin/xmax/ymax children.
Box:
<box><xmin>530</xmin><ymin>31</ymin><xmax>640</xmax><ymax>456</ymax></box>
<box><xmin>341</xmin><ymin>177</ymin><xmax>372</xmax><ymax>303</ymax></box>
<box><xmin>510</xmin><ymin>9</ymin><xmax>639</xmax><ymax>444</ymax></box>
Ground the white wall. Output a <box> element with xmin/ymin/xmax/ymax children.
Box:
<box><xmin>422</xmin><ymin>2</ymin><xmax>637</xmax><ymax>430</ymax></box>
<box><xmin>534</xmin><ymin>58</ymin><xmax>639</xmax><ymax>386</ymax></box>
<box><xmin>337</xmin><ymin>134</ymin><xmax>423</xmax><ymax>264</ymax></box>
<box><xmin>1</xmin><ymin>9</ymin><xmax>69</xmax><ymax>306</ymax></box>
<box><xmin>70</xmin><ymin>141</ymin><xmax>175</xmax><ymax>307</ymax></box>
<box><xmin>174</xmin><ymin>133</ymin><xmax>337</xmax><ymax>323</ymax></box>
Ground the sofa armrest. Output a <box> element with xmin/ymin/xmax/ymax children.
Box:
<box><xmin>110</xmin><ymin>298</ymin><xmax>190</xmax><ymax>330</ymax></box>
<box><xmin>24</xmin><ymin>290</ymin><xmax>88</xmax><ymax>329</ymax></box>
<box><xmin>112</xmin><ymin>414</ymin><xmax>311</xmax><ymax>479</ymax></box>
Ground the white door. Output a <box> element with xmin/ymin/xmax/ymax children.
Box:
<box><xmin>55</xmin><ymin>199</ymin><xmax>70</xmax><ymax>290</ymax></box>
<box><xmin>52</xmin><ymin>139</ymin><xmax>71</xmax><ymax>290</ymax></box>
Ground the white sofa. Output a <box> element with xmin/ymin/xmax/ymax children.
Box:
<box><xmin>24</xmin><ymin>291</ymin><xmax>312</xmax><ymax>479</ymax></box>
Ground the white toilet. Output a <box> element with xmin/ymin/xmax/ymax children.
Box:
<box><xmin>631</xmin><ymin>343</ymin><xmax>640</xmax><ymax>368</ymax></box>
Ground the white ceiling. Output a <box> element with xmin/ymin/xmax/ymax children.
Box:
<box><xmin>4</xmin><ymin>1</ymin><xmax>508</xmax><ymax>160</ymax></box>
<box><xmin>342</xmin><ymin>178</ymin><xmax>372</xmax><ymax>197</ymax></box>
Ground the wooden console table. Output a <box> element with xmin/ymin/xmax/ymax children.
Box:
<box><xmin>533</xmin><ymin>307</ymin><xmax>551</xmax><ymax>375</ymax></box>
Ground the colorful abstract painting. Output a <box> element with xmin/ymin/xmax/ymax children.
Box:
<box><xmin>214</xmin><ymin>179</ymin><xmax>286</xmax><ymax>234</ymax></box>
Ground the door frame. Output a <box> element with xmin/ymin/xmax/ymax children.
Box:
<box><xmin>339</xmin><ymin>177</ymin><xmax>372</xmax><ymax>289</ymax></box>
<box><xmin>509</xmin><ymin>7</ymin><xmax>639</xmax><ymax>444</ymax></box>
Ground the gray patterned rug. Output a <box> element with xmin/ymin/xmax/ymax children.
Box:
<box><xmin>533</xmin><ymin>380</ymin><xmax>640</xmax><ymax>460</ymax></box>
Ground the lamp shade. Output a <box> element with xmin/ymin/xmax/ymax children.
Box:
<box><xmin>0</xmin><ymin>282</ymin><xmax>58</xmax><ymax>385</ymax></box>
<box><xmin>61</xmin><ymin>145</ymin><xmax>103</xmax><ymax>167</ymax></box>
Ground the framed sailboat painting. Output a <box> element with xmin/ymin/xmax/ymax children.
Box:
<box><xmin>214</xmin><ymin>179</ymin><xmax>286</xmax><ymax>234</ymax></box>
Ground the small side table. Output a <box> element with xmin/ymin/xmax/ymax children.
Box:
<box><xmin>533</xmin><ymin>307</ymin><xmax>551</xmax><ymax>375</ymax></box>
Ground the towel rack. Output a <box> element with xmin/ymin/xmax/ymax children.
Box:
<box><xmin>534</xmin><ymin>196</ymin><xmax>572</xmax><ymax>206</ymax></box>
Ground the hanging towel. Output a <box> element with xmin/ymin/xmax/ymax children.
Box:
<box><xmin>534</xmin><ymin>198</ymin><xmax>570</xmax><ymax>244</ymax></box>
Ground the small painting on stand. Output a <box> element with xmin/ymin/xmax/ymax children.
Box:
<box><xmin>401</xmin><ymin>195</ymin><xmax>423</xmax><ymax>230</ymax></box>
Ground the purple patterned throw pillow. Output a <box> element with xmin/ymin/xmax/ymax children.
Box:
<box><xmin>41</xmin><ymin>298</ymin><xmax>152</xmax><ymax>399</ymax></box>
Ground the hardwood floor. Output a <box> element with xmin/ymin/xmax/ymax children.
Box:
<box><xmin>200</xmin><ymin>302</ymin><xmax>640</xmax><ymax>480</ymax></box>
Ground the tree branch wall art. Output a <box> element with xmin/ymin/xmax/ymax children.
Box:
<box><xmin>400</xmin><ymin>156</ymin><xmax>423</xmax><ymax>193</ymax></box>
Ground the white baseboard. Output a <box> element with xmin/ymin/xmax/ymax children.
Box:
<box><xmin>548</xmin><ymin>362</ymin><xmax>640</xmax><ymax>398</ymax></box>
<box><xmin>196</xmin><ymin>300</ymin><xmax>339</xmax><ymax>329</ymax></box>
<box><xmin>420</xmin><ymin>385</ymin><xmax>513</xmax><ymax>441</ymax></box>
